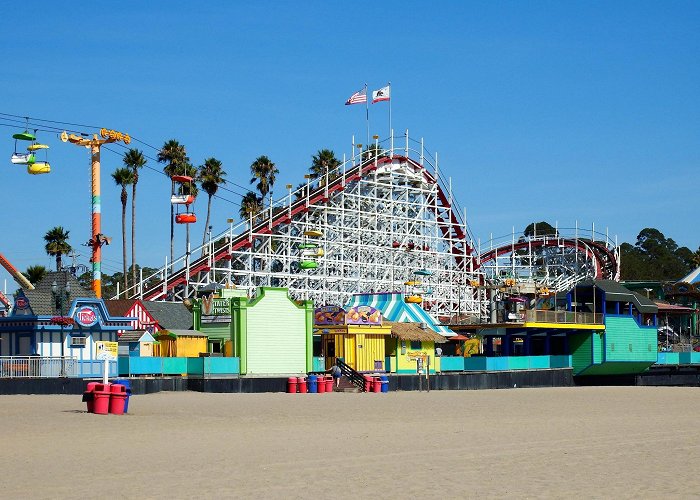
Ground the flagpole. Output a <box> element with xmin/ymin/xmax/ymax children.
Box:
<box><xmin>388</xmin><ymin>81</ymin><xmax>392</xmax><ymax>140</ymax></box>
<box><xmin>365</xmin><ymin>83</ymin><xmax>370</xmax><ymax>147</ymax></box>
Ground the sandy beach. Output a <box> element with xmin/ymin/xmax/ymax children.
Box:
<box><xmin>1</xmin><ymin>386</ymin><xmax>699</xmax><ymax>499</ymax></box>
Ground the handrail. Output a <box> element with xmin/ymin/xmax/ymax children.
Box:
<box><xmin>335</xmin><ymin>358</ymin><xmax>366</xmax><ymax>392</ymax></box>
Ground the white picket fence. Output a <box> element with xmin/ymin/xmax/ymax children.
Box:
<box><xmin>0</xmin><ymin>356</ymin><xmax>78</xmax><ymax>378</ymax></box>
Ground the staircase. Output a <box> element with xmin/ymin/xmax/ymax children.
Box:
<box><xmin>336</xmin><ymin>358</ymin><xmax>367</xmax><ymax>392</ymax></box>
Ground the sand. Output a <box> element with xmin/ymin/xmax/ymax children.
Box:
<box><xmin>1</xmin><ymin>386</ymin><xmax>699</xmax><ymax>499</ymax></box>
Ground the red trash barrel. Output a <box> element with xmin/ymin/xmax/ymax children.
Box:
<box><xmin>92</xmin><ymin>383</ymin><xmax>111</xmax><ymax>415</ymax></box>
<box><xmin>109</xmin><ymin>383</ymin><xmax>127</xmax><ymax>415</ymax></box>
<box><xmin>372</xmin><ymin>377</ymin><xmax>381</xmax><ymax>393</ymax></box>
<box><xmin>287</xmin><ymin>377</ymin><xmax>298</xmax><ymax>393</ymax></box>
<box><xmin>363</xmin><ymin>375</ymin><xmax>372</xmax><ymax>392</ymax></box>
<box><xmin>317</xmin><ymin>376</ymin><xmax>326</xmax><ymax>393</ymax></box>
<box><xmin>84</xmin><ymin>382</ymin><xmax>99</xmax><ymax>413</ymax></box>
<box><xmin>297</xmin><ymin>377</ymin><xmax>307</xmax><ymax>393</ymax></box>
<box><xmin>325</xmin><ymin>376</ymin><xmax>334</xmax><ymax>393</ymax></box>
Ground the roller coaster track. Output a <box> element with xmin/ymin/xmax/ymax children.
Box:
<box><xmin>135</xmin><ymin>153</ymin><xmax>475</xmax><ymax>302</ymax></box>
<box><xmin>477</xmin><ymin>236</ymin><xmax>619</xmax><ymax>282</ymax></box>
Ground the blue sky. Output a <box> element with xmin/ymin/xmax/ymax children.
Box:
<box><xmin>1</xmin><ymin>1</ymin><xmax>698</xmax><ymax>291</ymax></box>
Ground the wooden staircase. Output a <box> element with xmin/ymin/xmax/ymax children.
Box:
<box><xmin>336</xmin><ymin>358</ymin><xmax>367</xmax><ymax>392</ymax></box>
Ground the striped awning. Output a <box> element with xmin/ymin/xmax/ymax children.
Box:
<box><xmin>345</xmin><ymin>292</ymin><xmax>455</xmax><ymax>336</ymax></box>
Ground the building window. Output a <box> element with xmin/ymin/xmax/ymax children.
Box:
<box><xmin>410</xmin><ymin>341</ymin><xmax>422</xmax><ymax>350</ymax></box>
<box><xmin>70</xmin><ymin>336</ymin><xmax>87</xmax><ymax>348</ymax></box>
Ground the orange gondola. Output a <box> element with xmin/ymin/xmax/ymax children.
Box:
<box><xmin>176</xmin><ymin>213</ymin><xmax>197</xmax><ymax>224</ymax></box>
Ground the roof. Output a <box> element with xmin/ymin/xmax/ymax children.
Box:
<box><xmin>142</xmin><ymin>301</ymin><xmax>193</xmax><ymax>330</ymax></box>
<box><xmin>386</xmin><ymin>321</ymin><xmax>447</xmax><ymax>343</ymax></box>
<box><xmin>346</xmin><ymin>292</ymin><xmax>455</xmax><ymax>336</ymax></box>
<box><xmin>104</xmin><ymin>299</ymin><xmax>139</xmax><ymax>317</ymax></box>
<box><xmin>22</xmin><ymin>271</ymin><xmax>95</xmax><ymax>315</ymax></box>
<box><xmin>654</xmin><ymin>302</ymin><xmax>695</xmax><ymax>313</ymax></box>
<box><xmin>576</xmin><ymin>279</ymin><xmax>658</xmax><ymax>314</ymax></box>
<box><xmin>118</xmin><ymin>330</ymin><xmax>155</xmax><ymax>343</ymax></box>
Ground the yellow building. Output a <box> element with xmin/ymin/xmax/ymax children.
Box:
<box><xmin>153</xmin><ymin>329</ymin><xmax>208</xmax><ymax>357</ymax></box>
<box><xmin>314</xmin><ymin>305</ymin><xmax>392</xmax><ymax>372</ymax></box>
<box><xmin>385</xmin><ymin>322</ymin><xmax>447</xmax><ymax>374</ymax></box>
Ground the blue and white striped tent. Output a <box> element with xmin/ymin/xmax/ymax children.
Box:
<box><xmin>680</xmin><ymin>266</ymin><xmax>700</xmax><ymax>285</ymax></box>
<box><xmin>345</xmin><ymin>292</ymin><xmax>455</xmax><ymax>337</ymax></box>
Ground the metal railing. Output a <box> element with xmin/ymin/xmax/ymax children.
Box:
<box><xmin>0</xmin><ymin>356</ymin><xmax>78</xmax><ymax>378</ymax></box>
<box><xmin>525</xmin><ymin>310</ymin><xmax>603</xmax><ymax>325</ymax></box>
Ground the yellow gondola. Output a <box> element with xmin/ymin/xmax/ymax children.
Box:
<box><xmin>303</xmin><ymin>230</ymin><xmax>323</xmax><ymax>238</ymax></box>
<box><xmin>27</xmin><ymin>162</ymin><xmax>50</xmax><ymax>175</ymax></box>
<box><xmin>404</xmin><ymin>280</ymin><xmax>422</xmax><ymax>286</ymax></box>
<box><xmin>404</xmin><ymin>295</ymin><xmax>423</xmax><ymax>303</ymax></box>
<box><xmin>27</xmin><ymin>144</ymin><xmax>49</xmax><ymax>152</ymax></box>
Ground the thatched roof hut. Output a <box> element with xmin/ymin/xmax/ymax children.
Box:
<box><xmin>386</xmin><ymin>321</ymin><xmax>447</xmax><ymax>343</ymax></box>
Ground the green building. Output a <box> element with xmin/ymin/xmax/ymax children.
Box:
<box><xmin>570</xmin><ymin>280</ymin><xmax>658</xmax><ymax>376</ymax></box>
<box><xmin>193</xmin><ymin>287</ymin><xmax>313</xmax><ymax>375</ymax></box>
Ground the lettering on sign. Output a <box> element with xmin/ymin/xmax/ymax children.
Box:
<box><xmin>201</xmin><ymin>294</ymin><xmax>231</xmax><ymax>323</ymax></box>
<box><xmin>75</xmin><ymin>306</ymin><xmax>98</xmax><ymax>327</ymax></box>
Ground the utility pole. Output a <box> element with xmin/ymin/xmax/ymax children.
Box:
<box><xmin>62</xmin><ymin>128</ymin><xmax>130</xmax><ymax>297</ymax></box>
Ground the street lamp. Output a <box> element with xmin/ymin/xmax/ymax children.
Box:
<box><xmin>52</xmin><ymin>279</ymin><xmax>71</xmax><ymax>376</ymax></box>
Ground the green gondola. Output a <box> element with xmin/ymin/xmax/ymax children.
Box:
<box><xmin>300</xmin><ymin>261</ymin><xmax>318</xmax><ymax>269</ymax></box>
<box><xmin>298</xmin><ymin>243</ymin><xmax>318</xmax><ymax>249</ymax></box>
<box><xmin>415</xmin><ymin>269</ymin><xmax>433</xmax><ymax>276</ymax></box>
<box><xmin>12</xmin><ymin>131</ymin><xmax>36</xmax><ymax>141</ymax></box>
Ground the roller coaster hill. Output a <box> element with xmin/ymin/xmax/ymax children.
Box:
<box><xmin>120</xmin><ymin>131</ymin><xmax>620</xmax><ymax>325</ymax></box>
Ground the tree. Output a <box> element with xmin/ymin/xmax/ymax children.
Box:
<box><xmin>250</xmin><ymin>155</ymin><xmax>279</xmax><ymax>200</ymax></box>
<box><xmin>44</xmin><ymin>227</ymin><xmax>72</xmax><ymax>272</ymax></box>
<box><xmin>309</xmin><ymin>149</ymin><xmax>341</xmax><ymax>186</ymax></box>
<box><xmin>198</xmin><ymin>157</ymin><xmax>227</xmax><ymax>246</ymax></box>
<box><xmin>523</xmin><ymin>221</ymin><xmax>558</xmax><ymax>238</ymax></box>
<box><xmin>362</xmin><ymin>144</ymin><xmax>385</xmax><ymax>161</ymax></box>
<box><xmin>239</xmin><ymin>191</ymin><xmax>263</xmax><ymax>222</ymax></box>
<box><xmin>294</xmin><ymin>182</ymin><xmax>310</xmax><ymax>201</ymax></box>
<box><xmin>157</xmin><ymin>139</ymin><xmax>188</xmax><ymax>267</ymax></box>
<box><xmin>23</xmin><ymin>265</ymin><xmax>47</xmax><ymax>285</ymax></box>
<box><xmin>112</xmin><ymin>167</ymin><xmax>135</xmax><ymax>296</ymax></box>
<box><xmin>123</xmin><ymin>148</ymin><xmax>147</xmax><ymax>289</ymax></box>
<box><xmin>620</xmin><ymin>228</ymin><xmax>694</xmax><ymax>281</ymax></box>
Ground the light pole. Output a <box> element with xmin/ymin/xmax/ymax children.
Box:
<box><xmin>52</xmin><ymin>279</ymin><xmax>71</xmax><ymax>376</ymax></box>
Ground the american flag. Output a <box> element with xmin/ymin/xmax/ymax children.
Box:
<box><xmin>345</xmin><ymin>88</ymin><xmax>367</xmax><ymax>105</ymax></box>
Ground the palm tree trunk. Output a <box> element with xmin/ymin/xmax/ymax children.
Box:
<box><xmin>56</xmin><ymin>255</ymin><xmax>61</xmax><ymax>272</ymax></box>
<box><xmin>170</xmin><ymin>179</ymin><xmax>175</xmax><ymax>271</ymax></box>
<box><xmin>203</xmin><ymin>194</ymin><xmax>212</xmax><ymax>247</ymax></box>
<box><xmin>122</xmin><ymin>197</ymin><xmax>128</xmax><ymax>297</ymax></box>
<box><xmin>131</xmin><ymin>181</ymin><xmax>137</xmax><ymax>290</ymax></box>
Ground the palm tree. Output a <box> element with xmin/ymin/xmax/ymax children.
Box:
<box><xmin>249</xmin><ymin>155</ymin><xmax>279</xmax><ymax>201</ymax></box>
<box><xmin>239</xmin><ymin>191</ymin><xmax>263</xmax><ymax>222</ymax></box>
<box><xmin>294</xmin><ymin>182</ymin><xmax>309</xmax><ymax>201</ymax></box>
<box><xmin>198</xmin><ymin>157</ymin><xmax>227</xmax><ymax>246</ymax></box>
<box><xmin>112</xmin><ymin>167</ymin><xmax>135</xmax><ymax>296</ymax></box>
<box><xmin>157</xmin><ymin>140</ymin><xmax>188</xmax><ymax>267</ymax></box>
<box><xmin>123</xmin><ymin>148</ymin><xmax>146</xmax><ymax>288</ymax></box>
<box><xmin>44</xmin><ymin>226</ymin><xmax>72</xmax><ymax>271</ymax></box>
<box><xmin>309</xmin><ymin>149</ymin><xmax>341</xmax><ymax>186</ymax></box>
<box><xmin>362</xmin><ymin>144</ymin><xmax>385</xmax><ymax>161</ymax></box>
<box><xmin>23</xmin><ymin>265</ymin><xmax>47</xmax><ymax>285</ymax></box>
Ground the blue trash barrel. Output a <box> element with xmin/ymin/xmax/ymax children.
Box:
<box><xmin>308</xmin><ymin>375</ymin><xmax>318</xmax><ymax>393</ymax></box>
<box><xmin>380</xmin><ymin>375</ymin><xmax>389</xmax><ymax>393</ymax></box>
<box><xmin>113</xmin><ymin>378</ymin><xmax>132</xmax><ymax>413</ymax></box>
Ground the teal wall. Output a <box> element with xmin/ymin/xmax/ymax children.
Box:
<box><xmin>118</xmin><ymin>356</ymin><xmax>239</xmax><ymax>376</ymax></box>
<box><xmin>604</xmin><ymin>316</ymin><xmax>657</xmax><ymax>363</ymax></box>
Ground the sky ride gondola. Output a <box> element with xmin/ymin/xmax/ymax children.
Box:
<box><xmin>10</xmin><ymin>125</ymin><xmax>37</xmax><ymax>166</ymax></box>
<box><xmin>299</xmin><ymin>228</ymin><xmax>323</xmax><ymax>270</ymax></box>
<box><xmin>172</xmin><ymin>173</ymin><xmax>196</xmax><ymax>224</ymax></box>
<box><xmin>27</xmin><ymin>162</ymin><xmax>50</xmax><ymax>175</ymax></box>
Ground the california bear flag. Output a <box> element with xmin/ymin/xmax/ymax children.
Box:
<box><xmin>372</xmin><ymin>85</ymin><xmax>390</xmax><ymax>103</ymax></box>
